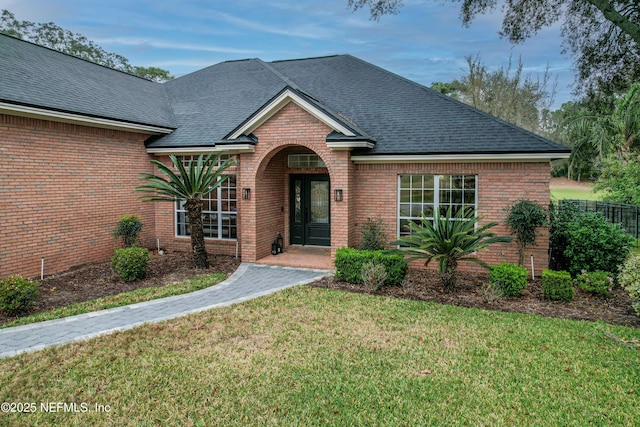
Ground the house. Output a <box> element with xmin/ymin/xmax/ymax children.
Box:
<box><xmin>0</xmin><ymin>34</ymin><xmax>570</xmax><ymax>278</ymax></box>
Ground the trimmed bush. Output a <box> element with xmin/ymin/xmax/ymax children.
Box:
<box><xmin>618</xmin><ymin>254</ymin><xmax>640</xmax><ymax>316</ymax></box>
<box><xmin>549</xmin><ymin>203</ymin><xmax>633</xmax><ymax>277</ymax></box>
<box><xmin>575</xmin><ymin>270</ymin><xmax>614</xmax><ymax>297</ymax></box>
<box><xmin>111</xmin><ymin>247</ymin><xmax>150</xmax><ymax>282</ymax></box>
<box><xmin>112</xmin><ymin>214</ymin><xmax>143</xmax><ymax>247</ymax></box>
<box><xmin>0</xmin><ymin>275</ymin><xmax>40</xmax><ymax>315</ymax></box>
<box><xmin>489</xmin><ymin>262</ymin><xmax>528</xmax><ymax>297</ymax></box>
<box><xmin>542</xmin><ymin>270</ymin><xmax>574</xmax><ymax>302</ymax></box>
<box><xmin>335</xmin><ymin>247</ymin><xmax>407</xmax><ymax>286</ymax></box>
<box><xmin>361</xmin><ymin>260</ymin><xmax>388</xmax><ymax>291</ymax></box>
<box><xmin>359</xmin><ymin>218</ymin><xmax>387</xmax><ymax>251</ymax></box>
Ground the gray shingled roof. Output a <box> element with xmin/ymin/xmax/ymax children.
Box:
<box><xmin>2</xmin><ymin>33</ymin><xmax>568</xmax><ymax>156</ymax></box>
<box><xmin>151</xmin><ymin>54</ymin><xmax>568</xmax><ymax>155</ymax></box>
<box><xmin>0</xmin><ymin>34</ymin><xmax>175</xmax><ymax>129</ymax></box>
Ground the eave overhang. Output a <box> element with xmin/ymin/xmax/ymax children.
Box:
<box><xmin>0</xmin><ymin>101</ymin><xmax>174</xmax><ymax>135</ymax></box>
<box><xmin>351</xmin><ymin>151</ymin><xmax>572</xmax><ymax>164</ymax></box>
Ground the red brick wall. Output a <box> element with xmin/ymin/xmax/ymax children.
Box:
<box><xmin>0</xmin><ymin>114</ymin><xmax>156</xmax><ymax>278</ymax></box>
<box><xmin>239</xmin><ymin>101</ymin><xmax>354</xmax><ymax>261</ymax></box>
<box><xmin>353</xmin><ymin>161</ymin><xmax>551</xmax><ymax>273</ymax></box>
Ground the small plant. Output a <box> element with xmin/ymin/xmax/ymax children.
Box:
<box><xmin>505</xmin><ymin>200</ymin><xmax>547</xmax><ymax>266</ymax></box>
<box><xmin>360</xmin><ymin>218</ymin><xmax>387</xmax><ymax>251</ymax></box>
<box><xmin>575</xmin><ymin>270</ymin><xmax>614</xmax><ymax>297</ymax></box>
<box><xmin>112</xmin><ymin>215</ymin><xmax>143</xmax><ymax>247</ymax></box>
<box><xmin>0</xmin><ymin>275</ymin><xmax>40</xmax><ymax>315</ymax></box>
<box><xmin>489</xmin><ymin>262</ymin><xmax>528</xmax><ymax>297</ymax></box>
<box><xmin>542</xmin><ymin>270</ymin><xmax>574</xmax><ymax>302</ymax></box>
<box><xmin>618</xmin><ymin>254</ymin><xmax>640</xmax><ymax>316</ymax></box>
<box><xmin>361</xmin><ymin>260</ymin><xmax>388</xmax><ymax>291</ymax></box>
<box><xmin>392</xmin><ymin>208</ymin><xmax>512</xmax><ymax>290</ymax></box>
<box><xmin>111</xmin><ymin>247</ymin><xmax>150</xmax><ymax>282</ymax></box>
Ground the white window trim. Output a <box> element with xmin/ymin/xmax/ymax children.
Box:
<box><xmin>397</xmin><ymin>174</ymin><xmax>478</xmax><ymax>238</ymax></box>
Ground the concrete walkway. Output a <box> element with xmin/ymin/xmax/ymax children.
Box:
<box><xmin>0</xmin><ymin>263</ymin><xmax>329</xmax><ymax>358</ymax></box>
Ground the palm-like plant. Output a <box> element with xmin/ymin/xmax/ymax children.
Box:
<box><xmin>392</xmin><ymin>208</ymin><xmax>512</xmax><ymax>290</ymax></box>
<box><xmin>137</xmin><ymin>152</ymin><xmax>235</xmax><ymax>269</ymax></box>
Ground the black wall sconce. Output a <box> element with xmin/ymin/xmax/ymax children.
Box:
<box><xmin>242</xmin><ymin>188</ymin><xmax>251</xmax><ymax>200</ymax></box>
<box><xmin>334</xmin><ymin>189</ymin><xmax>343</xmax><ymax>202</ymax></box>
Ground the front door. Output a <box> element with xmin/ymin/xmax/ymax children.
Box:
<box><xmin>290</xmin><ymin>175</ymin><xmax>330</xmax><ymax>246</ymax></box>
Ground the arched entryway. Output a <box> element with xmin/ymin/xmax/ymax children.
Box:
<box><xmin>250</xmin><ymin>144</ymin><xmax>333</xmax><ymax>262</ymax></box>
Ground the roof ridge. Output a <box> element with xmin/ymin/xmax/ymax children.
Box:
<box><xmin>343</xmin><ymin>54</ymin><xmax>565</xmax><ymax>149</ymax></box>
<box><xmin>256</xmin><ymin>59</ymin><xmax>301</xmax><ymax>90</ymax></box>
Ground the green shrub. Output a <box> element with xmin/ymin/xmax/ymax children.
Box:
<box><xmin>575</xmin><ymin>270</ymin><xmax>614</xmax><ymax>297</ymax></box>
<box><xmin>359</xmin><ymin>218</ymin><xmax>388</xmax><ymax>251</ymax></box>
<box><xmin>504</xmin><ymin>200</ymin><xmax>547</xmax><ymax>266</ymax></box>
<box><xmin>550</xmin><ymin>203</ymin><xmax>633</xmax><ymax>277</ymax></box>
<box><xmin>361</xmin><ymin>260</ymin><xmax>388</xmax><ymax>291</ymax></box>
<box><xmin>112</xmin><ymin>214</ymin><xmax>143</xmax><ymax>247</ymax></box>
<box><xmin>618</xmin><ymin>254</ymin><xmax>640</xmax><ymax>316</ymax></box>
<box><xmin>489</xmin><ymin>262</ymin><xmax>529</xmax><ymax>297</ymax></box>
<box><xmin>0</xmin><ymin>275</ymin><xmax>40</xmax><ymax>315</ymax></box>
<box><xmin>541</xmin><ymin>270</ymin><xmax>574</xmax><ymax>302</ymax></box>
<box><xmin>335</xmin><ymin>247</ymin><xmax>407</xmax><ymax>286</ymax></box>
<box><xmin>111</xmin><ymin>247</ymin><xmax>150</xmax><ymax>282</ymax></box>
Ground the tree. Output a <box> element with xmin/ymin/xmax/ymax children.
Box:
<box><xmin>505</xmin><ymin>200</ymin><xmax>548</xmax><ymax>267</ymax></box>
<box><xmin>347</xmin><ymin>0</ymin><xmax>640</xmax><ymax>94</ymax></box>
<box><xmin>391</xmin><ymin>208</ymin><xmax>512</xmax><ymax>290</ymax></box>
<box><xmin>0</xmin><ymin>9</ymin><xmax>173</xmax><ymax>82</ymax></box>
<box><xmin>137</xmin><ymin>153</ymin><xmax>236</xmax><ymax>269</ymax></box>
<box><xmin>431</xmin><ymin>54</ymin><xmax>556</xmax><ymax>135</ymax></box>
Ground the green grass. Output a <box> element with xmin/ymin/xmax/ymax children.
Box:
<box><xmin>1</xmin><ymin>287</ymin><xmax>638</xmax><ymax>426</ymax></box>
<box><xmin>550</xmin><ymin>186</ymin><xmax>604</xmax><ymax>201</ymax></box>
<box><xmin>0</xmin><ymin>273</ymin><xmax>227</xmax><ymax>329</ymax></box>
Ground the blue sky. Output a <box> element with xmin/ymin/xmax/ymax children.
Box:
<box><xmin>1</xmin><ymin>0</ymin><xmax>574</xmax><ymax>108</ymax></box>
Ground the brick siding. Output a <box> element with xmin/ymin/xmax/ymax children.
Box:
<box><xmin>1</xmin><ymin>114</ymin><xmax>156</xmax><ymax>278</ymax></box>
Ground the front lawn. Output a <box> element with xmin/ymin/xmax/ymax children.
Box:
<box><xmin>1</xmin><ymin>287</ymin><xmax>638</xmax><ymax>426</ymax></box>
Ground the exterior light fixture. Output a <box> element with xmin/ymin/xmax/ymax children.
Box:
<box><xmin>242</xmin><ymin>188</ymin><xmax>251</xmax><ymax>200</ymax></box>
<box><xmin>334</xmin><ymin>189</ymin><xmax>343</xmax><ymax>202</ymax></box>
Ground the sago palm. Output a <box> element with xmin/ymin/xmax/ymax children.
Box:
<box><xmin>137</xmin><ymin>152</ymin><xmax>235</xmax><ymax>269</ymax></box>
<box><xmin>392</xmin><ymin>208</ymin><xmax>511</xmax><ymax>290</ymax></box>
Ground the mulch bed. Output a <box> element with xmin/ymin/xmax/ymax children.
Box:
<box><xmin>0</xmin><ymin>251</ymin><xmax>240</xmax><ymax>326</ymax></box>
<box><xmin>312</xmin><ymin>269</ymin><xmax>640</xmax><ymax>328</ymax></box>
<box><xmin>3</xmin><ymin>251</ymin><xmax>638</xmax><ymax>329</ymax></box>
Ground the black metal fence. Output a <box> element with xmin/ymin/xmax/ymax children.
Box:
<box><xmin>561</xmin><ymin>199</ymin><xmax>640</xmax><ymax>240</ymax></box>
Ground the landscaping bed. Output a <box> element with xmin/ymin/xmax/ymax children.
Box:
<box><xmin>0</xmin><ymin>251</ymin><xmax>240</xmax><ymax>326</ymax></box>
<box><xmin>2</xmin><ymin>250</ymin><xmax>638</xmax><ymax>329</ymax></box>
<box><xmin>313</xmin><ymin>269</ymin><xmax>640</xmax><ymax>328</ymax></box>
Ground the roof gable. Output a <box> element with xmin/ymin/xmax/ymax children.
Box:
<box><xmin>227</xmin><ymin>87</ymin><xmax>356</xmax><ymax>139</ymax></box>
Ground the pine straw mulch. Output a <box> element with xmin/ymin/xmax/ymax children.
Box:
<box><xmin>311</xmin><ymin>269</ymin><xmax>640</xmax><ymax>328</ymax></box>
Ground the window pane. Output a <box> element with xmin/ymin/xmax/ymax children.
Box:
<box><xmin>423</xmin><ymin>175</ymin><xmax>434</xmax><ymax>188</ymax></box>
<box><xmin>439</xmin><ymin>175</ymin><xmax>451</xmax><ymax>189</ymax></box>
<box><xmin>400</xmin><ymin>175</ymin><xmax>411</xmax><ymax>188</ymax></box>
<box><xmin>451</xmin><ymin>190</ymin><xmax>463</xmax><ymax>204</ymax></box>
<box><xmin>452</xmin><ymin>176</ymin><xmax>463</xmax><ymax>189</ymax></box>
<box><xmin>464</xmin><ymin>190</ymin><xmax>476</xmax><ymax>204</ymax></box>
<box><xmin>399</xmin><ymin>204</ymin><xmax>410</xmax><ymax>217</ymax></box>
<box><xmin>411</xmin><ymin>189</ymin><xmax>422</xmax><ymax>203</ymax></box>
<box><xmin>400</xmin><ymin>190</ymin><xmax>411</xmax><ymax>203</ymax></box>
<box><xmin>411</xmin><ymin>204</ymin><xmax>422</xmax><ymax>217</ymax></box>
<box><xmin>422</xmin><ymin>204</ymin><xmax>434</xmax><ymax>217</ymax></box>
<box><xmin>423</xmin><ymin>189</ymin><xmax>434</xmax><ymax>203</ymax></box>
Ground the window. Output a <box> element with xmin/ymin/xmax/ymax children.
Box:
<box><xmin>398</xmin><ymin>174</ymin><xmax>477</xmax><ymax>236</ymax></box>
<box><xmin>179</xmin><ymin>154</ymin><xmax>236</xmax><ymax>168</ymax></box>
<box><xmin>288</xmin><ymin>154</ymin><xmax>326</xmax><ymax>168</ymax></box>
<box><xmin>175</xmin><ymin>156</ymin><xmax>237</xmax><ymax>240</ymax></box>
